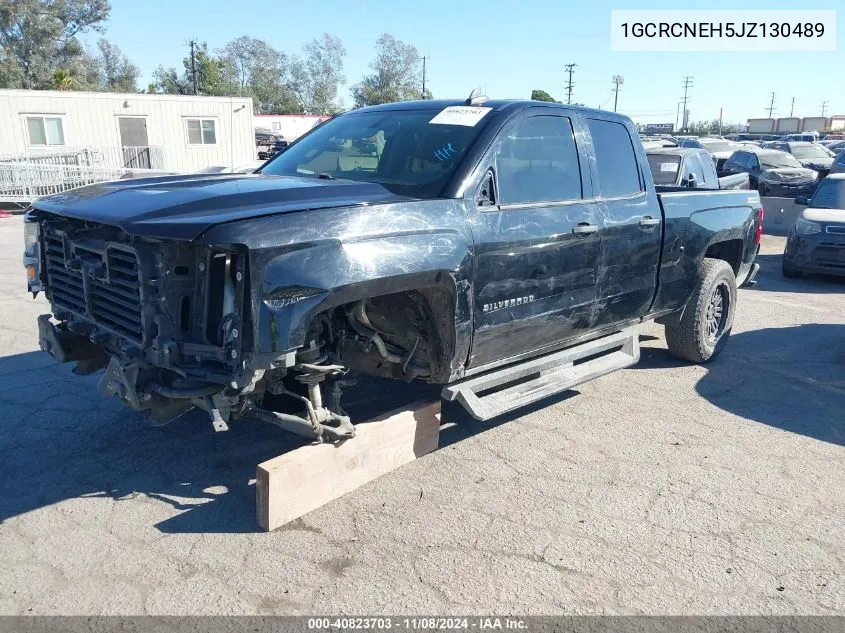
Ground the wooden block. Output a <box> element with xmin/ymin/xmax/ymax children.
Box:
<box><xmin>256</xmin><ymin>400</ymin><xmax>441</xmax><ymax>531</ymax></box>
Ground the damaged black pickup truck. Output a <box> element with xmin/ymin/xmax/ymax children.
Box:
<box><xmin>23</xmin><ymin>98</ymin><xmax>763</xmax><ymax>441</ymax></box>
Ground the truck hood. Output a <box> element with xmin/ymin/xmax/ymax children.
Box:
<box><xmin>761</xmin><ymin>167</ymin><xmax>817</xmax><ymax>181</ymax></box>
<box><xmin>32</xmin><ymin>174</ymin><xmax>410</xmax><ymax>240</ymax></box>
<box><xmin>797</xmin><ymin>157</ymin><xmax>833</xmax><ymax>170</ymax></box>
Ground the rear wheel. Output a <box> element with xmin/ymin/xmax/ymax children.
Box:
<box><xmin>665</xmin><ymin>258</ymin><xmax>737</xmax><ymax>363</ymax></box>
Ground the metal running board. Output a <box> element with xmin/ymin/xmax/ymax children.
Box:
<box><xmin>442</xmin><ymin>327</ymin><xmax>640</xmax><ymax>421</ymax></box>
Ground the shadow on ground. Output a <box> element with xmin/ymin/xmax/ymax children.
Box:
<box><xmin>750</xmin><ymin>251</ymin><xmax>845</xmax><ymax>294</ymax></box>
<box><xmin>637</xmin><ymin>323</ymin><xmax>845</xmax><ymax>447</ymax></box>
<box><xmin>0</xmin><ymin>350</ymin><xmax>575</xmax><ymax>534</ymax></box>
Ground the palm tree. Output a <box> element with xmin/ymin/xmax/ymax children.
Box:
<box><xmin>52</xmin><ymin>69</ymin><xmax>74</xmax><ymax>91</ymax></box>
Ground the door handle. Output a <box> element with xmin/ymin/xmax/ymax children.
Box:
<box><xmin>639</xmin><ymin>216</ymin><xmax>660</xmax><ymax>228</ymax></box>
<box><xmin>572</xmin><ymin>222</ymin><xmax>598</xmax><ymax>236</ymax></box>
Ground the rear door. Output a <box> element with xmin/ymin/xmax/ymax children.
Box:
<box><xmin>467</xmin><ymin>109</ymin><xmax>601</xmax><ymax>367</ymax></box>
<box><xmin>585</xmin><ymin>117</ymin><xmax>662</xmax><ymax>329</ymax></box>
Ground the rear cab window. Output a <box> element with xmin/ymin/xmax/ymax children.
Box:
<box><xmin>646</xmin><ymin>155</ymin><xmax>681</xmax><ymax>185</ymax></box>
<box><xmin>586</xmin><ymin>118</ymin><xmax>644</xmax><ymax>198</ymax></box>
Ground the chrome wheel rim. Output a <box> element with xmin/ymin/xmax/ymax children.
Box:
<box><xmin>704</xmin><ymin>282</ymin><xmax>728</xmax><ymax>345</ymax></box>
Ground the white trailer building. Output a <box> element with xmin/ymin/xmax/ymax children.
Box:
<box><xmin>0</xmin><ymin>89</ymin><xmax>255</xmax><ymax>202</ymax></box>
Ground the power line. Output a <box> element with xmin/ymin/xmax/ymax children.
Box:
<box><xmin>767</xmin><ymin>92</ymin><xmax>775</xmax><ymax>118</ymax></box>
<box><xmin>564</xmin><ymin>63</ymin><xmax>576</xmax><ymax>105</ymax></box>
<box><xmin>680</xmin><ymin>76</ymin><xmax>694</xmax><ymax>132</ymax></box>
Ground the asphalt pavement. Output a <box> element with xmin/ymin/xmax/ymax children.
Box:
<box><xmin>0</xmin><ymin>219</ymin><xmax>842</xmax><ymax>615</ymax></box>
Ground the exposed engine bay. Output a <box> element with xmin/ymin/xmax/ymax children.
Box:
<box><xmin>27</xmin><ymin>212</ymin><xmax>442</xmax><ymax>442</ymax></box>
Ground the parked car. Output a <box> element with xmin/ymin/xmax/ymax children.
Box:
<box><xmin>698</xmin><ymin>139</ymin><xmax>747</xmax><ymax>173</ymax></box>
<box><xmin>255</xmin><ymin>128</ymin><xmax>278</xmax><ymax>146</ymax></box>
<box><xmin>676</xmin><ymin>137</ymin><xmax>703</xmax><ymax>149</ymax></box>
<box><xmin>831</xmin><ymin>151</ymin><xmax>845</xmax><ymax>175</ymax></box>
<box><xmin>782</xmin><ymin>174</ymin><xmax>845</xmax><ymax>277</ymax></box>
<box><xmin>23</xmin><ymin>99</ymin><xmax>762</xmax><ymax>439</ymax></box>
<box><xmin>819</xmin><ymin>140</ymin><xmax>845</xmax><ymax>155</ymax></box>
<box><xmin>646</xmin><ymin>147</ymin><xmax>748</xmax><ymax>190</ymax></box>
<box><xmin>759</xmin><ymin>141</ymin><xmax>834</xmax><ymax>177</ymax></box>
<box><xmin>258</xmin><ymin>138</ymin><xmax>289</xmax><ymax>160</ymax></box>
<box><xmin>781</xmin><ymin>133</ymin><xmax>819</xmax><ymax>142</ymax></box>
<box><xmin>721</xmin><ymin>148</ymin><xmax>818</xmax><ymax>198</ymax></box>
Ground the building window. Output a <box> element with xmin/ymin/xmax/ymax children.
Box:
<box><xmin>26</xmin><ymin>116</ymin><xmax>65</xmax><ymax>146</ymax></box>
<box><xmin>186</xmin><ymin>119</ymin><xmax>217</xmax><ymax>145</ymax></box>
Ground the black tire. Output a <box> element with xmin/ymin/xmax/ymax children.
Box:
<box><xmin>782</xmin><ymin>259</ymin><xmax>801</xmax><ymax>278</ymax></box>
<box><xmin>665</xmin><ymin>258</ymin><xmax>737</xmax><ymax>364</ymax></box>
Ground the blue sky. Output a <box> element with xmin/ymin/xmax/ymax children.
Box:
<box><xmin>92</xmin><ymin>0</ymin><xmax>841</xmax><ymax>126</ymax></box>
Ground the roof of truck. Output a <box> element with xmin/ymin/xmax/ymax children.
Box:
<box><xmin>349</xmin><ymin>99</ymin><xmax>632</xmax><ymax>123</ymax></box>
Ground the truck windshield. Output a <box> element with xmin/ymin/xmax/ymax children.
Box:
<box><xmin>810</xmin><ymin>179</ymin><xmax>845</xmax><ymax>209</ymax></box>
<box><xmin>790</xmin><ymin>145</ymin><xmax>831</xmax><ymax>160</ymax></box>
<box><xmin>760</xmin><ymin>153</ymin><xmax>802</xmax><ymax>169</ymax></box>
<box><xmin>258</xmin><ymin>109</ymin><xmax>489</xmax><ymax>198</ymax></box>
<box><xmin>646</xmin><ymin>155</ymin><xmax>681</xmax><ymax>185</ymax></box>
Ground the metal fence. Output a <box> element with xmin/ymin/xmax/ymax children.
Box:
<box><xmin>0</xmin><ymin>145</ymin><xmax>166</xmax><ymax>170</ymax></box>
<box><xmin>0</xmin><ymin>163</ymin><xmax>158</xmax><ymax>203</ymax></box>
<box><xmin>0</xmin><ymin>146</ymin><xmax>168</xmax><ymax>203</ymax></box>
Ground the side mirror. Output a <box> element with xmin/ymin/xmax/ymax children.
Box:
<box><xmin>686</xmin><ymin>173</ymin><xmax>698</xmax><ymax>189</ymax></box>
<box><xmin>795</xmin><ymin>196</ymin><xmax>809</xmax><ymax>206</ymax></box>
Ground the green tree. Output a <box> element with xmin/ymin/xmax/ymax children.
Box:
<box><xmin>531</xmin><ymin>89</ymin><xmax>558</xmax><ymax>102</ymax></box>
<box><xmin>219</xmin><ymin>35</ymin><xmax>303</xmax><ymax>113</ymax></box>
<box><xmin>94</xmin><ymin>38</ymin><xmax>138</xmax><ymax>92</ymax></box>
<box><xmin>290</xmin><ymin>33</ymin><xmax>346</xmax><ymax>115</ymax></box>
<box><xmin>51</xmin><ymin>68</ymin><xmax>74</xmax><ymax>90</ymax></box>
<box><xmin>0</xmin><ymin>0</ymin><xmax>111</xmax><ymax>89</ymax></box>
<box><xmin>151</xmin><ymin>42</ymin><xmax>227</xmax><ymax>96</ymax></box>
<box><xmin>352</xmin><ymin>34</ymin><xmax>423</xmax><ymax>108</ymax></box>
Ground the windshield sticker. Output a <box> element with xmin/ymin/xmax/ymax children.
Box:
<box><xmin>660</xmin><ymin>162</ymin><xmax>679</xmax><ymax>172</ymax></box>
<box><xmin>430</xmin><ymin>106</ymin><xmax>492</xmax><ymax>127</ymax></box>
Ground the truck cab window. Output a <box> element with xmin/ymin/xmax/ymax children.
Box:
<box><xmin>495</xmin><ymin>115</ymin><xmax>582</xmax><ymax>205</ymax></box>
<box><xmin>587</xmin><ymin>118</ymin><xmax>643</xmax><ymax>198</ymax></box>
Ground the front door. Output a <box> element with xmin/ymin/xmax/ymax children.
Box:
<box><xmin>584</xmin><ymin>117</ymin><xmax>661</xmax><ymax>329</ymax></box>
<box><xmin>118</xmin><ymin>117</ymin><xmax>151</xmax><ymax>168</ymax></box>
<box><xmin>467</xmin><ymin>110</ymin><xmax>601</xmax><ymax>368</ymax></box>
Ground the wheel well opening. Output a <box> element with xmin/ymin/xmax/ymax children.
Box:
<box><xmin>304</xmin><ymin>287</ymin><xmax>456</xmax><ymax>384</ymax></box>
<box><xmin>704</xmin><ymin>239</ymin><xmax>744</xmax><ymax>276</ymax></box>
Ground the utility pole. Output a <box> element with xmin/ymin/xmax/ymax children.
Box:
<box><xmin>421</xmin><ymin>56</ymin><xmax>427</xmax><ymax>99</ymax></box>
<box><xmin>767</xmin><ymin>92</ymin><xmax>775</xmax><ymax>118</ymax></box>
<box><xmin>189</xmin><ymin>40</ymin><xmax>198</xmax><ymax>95</ymax></box>
<box><xmin>675</xmin><ymin>101</ymin><xmax>682</xmax><ymax>132</ymax></box>
<box><xmin>718</xmin><ymin>108</ymin><xmax>723</xmax><ymax>136</ymax></box>
<box><xmin>612</xmin><ymin>75</ymin><xmax>624</xmax><ymax>112</ymax></box>
<box><xmin>681</xmin><ymin>76</ymin><xmax>694</xmax><ymax>132</ymax></box>
<box><xmin>821</xmin><ymin>100</ymin><xmax>829</xmax><ymax>117</ymax></box>
<box><xmin>790</xmin><ymin>97</ymin><xmax>795</xmax><ymax>117</ymax></box>
<box><xmin>564</xmin><ymin>63</ymin><xmax>576</xmax><ymax>105</ymax></box>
